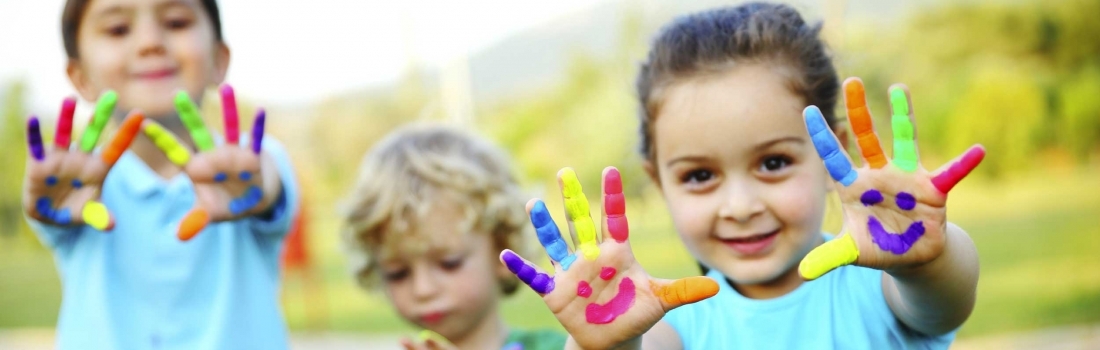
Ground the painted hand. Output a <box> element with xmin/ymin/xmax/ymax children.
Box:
<box><xmin>143</xmin><ymin>85</ymin><xmax>276</xmax><ymax>241</ymax></box>
<box><xmin>399</xmin><ymin>330</ymin><xmax>459</xmax><ymax>350</ymax></box>
<box><xmin>798</xmin><ymin>78</ymin><xmax>986</xmax><ymax>280</ymax></box>
<box><xmin>500</xmin><ymin>167</ymin><xmax>718</xmax><ymax>350</ymax></box>
<box><xmin>22</xmin><ymin>93</ymin><xmax>142</xmax><ymax>231</ymax></box>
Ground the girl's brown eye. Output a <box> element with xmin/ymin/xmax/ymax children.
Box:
<box><xmin>441</xmin><ymin>257</ymin><xmax>464</xmax><ymax>271</ymax></box>
<box><xmin>165</xmin><ymin>18</ymin><xmax>192</xmax><ymax>30</ymax></box>
<box><xmin>107</xmin><ymin>25</ymin><xmax>129</xmax><ymax>37</ymax></box>
<box><xmin>681</xmin><ymin>169</ymin><xmax>714</xmax><ymax>184</ymax></box>
<box><xmin>760</xmin><ymin>155</ymin><xmax>792</xmax><ymax>172</ymax></box>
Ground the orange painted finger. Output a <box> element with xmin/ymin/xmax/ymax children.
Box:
<box><xmin>177</xmin><ymin>208</ymin><xmax>209</xmax><ymax>241</ymax></box>
<box><xmin>654</xmin><ymin>276</ymin><xmax>719</xmax><ymax>310</ymax></box>
<box><xmin>101</xmin><ymin>112</ymin><xmax>144</xmax><ymax>166</ymax></box>
<box><xmin>844</xmin><ymin>78</ymin><xmax>887</xmax><ymax>168</ymax></box>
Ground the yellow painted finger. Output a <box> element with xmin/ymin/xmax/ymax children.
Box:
<box><xmin>798</xmin><ymin>233</ymin><xmax>859</xmax><ymax>280</ymax></box>
<box><xmin>417</xmin><ymin>330</ymin><xmax>453</xmax><ymax>347</ymax></box>
<box><xmin>82</xmin><ymin>201</ymin><xmax>114</xmax><ymax>231</ymax></box>
<box><xmin>143</xmin><ymin>123</ymin><xmax>192</xmax><ymax>166</ymax></box>
<box><xmin>561</xmin><ymin>168</ymin><xmax>599</xmax><ymax>261</ymax></box>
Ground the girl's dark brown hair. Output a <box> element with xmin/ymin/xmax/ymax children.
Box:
<box><xmin>62</xmin><ymin>0</ymin><xmax>225</xmax><ymax>59</ymax></box>
<box><xmin>636</xmin><ymin>2</ymin><xmax>840</xmax><ymax>162</ymax></box>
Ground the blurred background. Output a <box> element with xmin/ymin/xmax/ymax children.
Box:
<box><xmin>1</xmin><ymin>0</ymin><xmax>1098</xmax><ymax>348</ymax></box>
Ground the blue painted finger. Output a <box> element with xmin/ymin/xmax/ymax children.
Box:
<box><xmin>530</xmin><ymin>200</ymin><xmax>576</xmax><ymax>270</ymax></box>
<box><xmin>804</xmin><ymin>106</ymin><xmax>857</xmax><ymax>186</ymax></box>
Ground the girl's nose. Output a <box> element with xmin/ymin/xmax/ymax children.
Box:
<box><xmin>133</xmin><ymin>15</ymin><xmax>166</xmax><ymax>56</ymax></box>
<box><xmin>717</xmin><ymin>179</ymin><xmax>765</xmax><ymax>223</ymax></box>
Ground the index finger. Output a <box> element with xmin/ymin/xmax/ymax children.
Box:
<box><xmin>804</xmin><ymin>106</ymin><xmax>857</xmax><ymax>186</ymax></box>
<box><xmin>175</xmin><ymin>91</ymin><xmax>216</xmax><ymax>151</ymax></box>
<box><xmin>78</xmin><ymin>91</ymin><xmax>117</xmax><ymax>152</ymax></box>
<box><xmin>220</xmin><ymin>85</ymin><xmax>240</xmax><ymax>145</ymax></box>
<box><xmin>529</xmin><ymin>199</ymin><xmax>576</xmax><ymax>270</ymax></box>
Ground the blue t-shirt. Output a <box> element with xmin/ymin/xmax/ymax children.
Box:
<box><xmin>664</xmin><ymin>263</ymin><xmax>955</xmax><ymax>349</ymax></box>
<box><xmin>28</xmin><ymin>138</ymin><xmax>299</xmax><ymax>350</ymax></box>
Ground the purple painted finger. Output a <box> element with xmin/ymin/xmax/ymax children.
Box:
<box><xmin>502</xmin><ymin>250</ymin><xmax>555</xmax><ymax>294</ymax></box>
<box><xmin>27</xmin><ymin>117</ymin><xmax>45</xmax><ymax>161</ymax></box>
<box><xmin>250</xmin><ymin>109</ymin><xmax>265</xmax><ymax>154</ymax></box>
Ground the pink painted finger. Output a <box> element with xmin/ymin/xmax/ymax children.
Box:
<box><xmin>55</xmin><ymin>97</ymin><xmax>76</xmax><ymax>149</ymax></box>
<box><xmin>250</xmin><ymin>109</ymin><xmax>265</xmax><ymax>154</ymax></box>
<box><xmin>603</xmin><ymin>167</ymin><xmax>628</xmax><ymax>242</ymax></box>
<box><xmin>27</xmin><ymin>117</ymin><xmax>45</xmax><ymax>161</ymax></box>
<box><xmin>220</xmin><ymin>85</ymin><xmax>240</xmax><ymax>145</ymax></box>
<box><xmin>931</xmin><ymin>144</ymin><xmax>985</xmax><ymax>194</ymax></box>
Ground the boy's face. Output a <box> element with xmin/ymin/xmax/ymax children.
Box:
<box><xmin>648</xmin><ymin>63</ymin><xmax>835</xmax><ymax>298</ymax></box>
<box><xmin>379</xmin><ymin>201</ymin><xmax>507</xmax><ymax>342</ymax></box>
<box><xmin>68</xmin><ymin>0</ymin><xmax>229</xmax><ymax>118</ymax></box>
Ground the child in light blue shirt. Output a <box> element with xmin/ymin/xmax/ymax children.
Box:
<box><xmin>24</xmin><ymin>0</ymin><xmax>298</xmax><ymax>348</ymax></box>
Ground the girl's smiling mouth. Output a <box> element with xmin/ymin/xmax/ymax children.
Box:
<box><xmin>720</xmin><ymin>229</ymin><xmax>780</xmax><ymax>255</ymax></box>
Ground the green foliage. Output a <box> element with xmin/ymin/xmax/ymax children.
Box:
<box><xmin>0</xmin><ymin>81</ymin><xmax>32</xmax><ymax>242</ymax></box>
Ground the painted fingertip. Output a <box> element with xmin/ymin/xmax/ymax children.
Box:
<box><xmin>83</xmin><ymin>202</ymin><xmax>112</xmax><ymax>231</ymax></box>
<box><xmin>805</xmin><ymin>106</ymin><xmax>858</xmax><ymax>186</ymax></box>
<box><xmin>932</xmin><ymin>145</ymin><xmax>986</xmax><ymax>194</ymax></box>
<box><xmin>177</xmin><ymin>209</ymin><xmax>209</xmax><ymax>241</ymax></box>
<box><xmin>530</xmin><ymin>200</ymin><xmax>573</xmax><ymax>270</ymax></box>
<box><xmin>656</xmin><ymin>276</ymin><xmax>720</xmax><ymax>307</ymax></box>
<box><xmin>501</xmin><ymin>250</ymin><xmax>555</xmax><ymax>294</ymax></box>
<box><xmin>220</xmin><ymin>84</ymin><xmax>240</xmax><ymax>145</ymax></box>
<box><xmin>27</xmin><ymin>117</ymin><xmax>45</xmax><ymax>161</ymax></box>
<box><xmin>559</xmin><ymin>168</ymin><xmax>583</xmax><ymax>198</ymax></box>
<box><xmin>55</xmin><ymin>97</ymin><xmax>76</xmax><ymax>149</ymax></box>
<box><xmin>798</xmin><ymin>234</ymin><xmax>859</xmax><ymax>280</ymax></box>
<box><xmin>251</xmin><ymin>109</ymin><xmax>265</xmax><ymax>155</ymax></box>
<box><xmin>889</xmin><ymin>87</ymin><xmax>909</xmax><ymax>116</ymax></box>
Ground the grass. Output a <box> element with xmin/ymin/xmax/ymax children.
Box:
<box><xmin>2</xmin><ymin>166</ymin><xmax>1098</xmax><ymax>340</ymax></box>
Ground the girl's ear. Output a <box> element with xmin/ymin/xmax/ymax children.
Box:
<box><xmin>66</xmin><ymin>60</ymin><xmax>97</xmax><ymax>102</ymax></box>
<box><xmin>213</xmin><ymin>42</ymin><xmax>231</xmax><ymax>83</ymax></box>
<box><xmin>643</xmin><ymin>159</ymin><xmax>662</xmax><ymax>190</ymax></box>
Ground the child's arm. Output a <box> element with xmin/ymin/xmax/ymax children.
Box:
<box><xmin>501</xmin><ymin>167</ymin><xmax>716</xmax><ymax>350</ymax></box>
<box><xmin>143</xmin><ymin>85</ymin><xmax>294</xmax><ymax>241</ymax></box>
<box><xmin>797</xmin><ymin>78</ymin><xmax>984</xmax><ymax>336</ymax></box>
<box><xmin>23</xmin><ymin>93</ymin><xmax>142</xmax><ymax>244</ymax></box>
<box><xmin>882</xmin><ymin>222</ymin><xmax>978</xmax><ymax>335</ymax></box>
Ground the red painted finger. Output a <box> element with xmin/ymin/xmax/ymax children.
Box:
<box><xmin>55</xmin><ymin>97</ymin><xmax>76</xmax><ymax>149</ymax></box>
<box><xmin>931</xmin><ymin>145</ymin><xmax>985</xmax><ymax>194</ymax></box>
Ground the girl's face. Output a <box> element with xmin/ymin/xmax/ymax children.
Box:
<box><xmin>380</xmin><ymin>201</ymin><xmax>507</xmax><ymax>342</ymax></box>
<box><xmin>69</xmin><ymin>0</ymin><xmax>228</xmax><ymax>118</ymax></box>
<box><xmin>648</xmin><ymin>63</ymin><xmax>836</xmax><ymax>298</ymax></box>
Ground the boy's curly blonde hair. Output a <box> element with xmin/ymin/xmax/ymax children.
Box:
<box><xmin>342</xmin><ymin>123</ymin><xmax>530</xmax><ymax>294</ymax></box>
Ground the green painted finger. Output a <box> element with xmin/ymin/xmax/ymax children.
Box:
<box><xmin>175</xmin><ymin>91</ymin><xmax>215</xmax><ymax>151</ymax></box>
<box><xmin>79</xmin><ymin>91</ymin><xmax>118</xmax><ymax>152</ymax></box>
<box><xmin>890</xmin><ymin>88</ymin><xmax>918</xmax><ymax>172</ymax></box>
<box><xmin>561</xmin><ymin>168</ymin><xmax>600</xmax><ymax>261</ymax></box>
<box><xmin>798</xmin><ymin>233</ymin><xmax>859</xmax><ymax>280</ymax></box>
<box><xmin>143</xmin><ymin>123</ymin><xmax>192</xmax><ymax>166</ymax></box>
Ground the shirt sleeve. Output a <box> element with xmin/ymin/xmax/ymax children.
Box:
<box><xmin>247</xmin><ymin>137</ymin><xmax>300</xmax><ymax>238</ymax></box>
<box><xmin>25</xmin><ymin>215</ymin><xmax>81</xmax><ymax>249</ymax></box>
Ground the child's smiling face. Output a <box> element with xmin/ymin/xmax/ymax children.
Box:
<box><xmin>647</xmin><ymin>63</ymin><xmax>839</xmax><ymax>298</ymax></box>
<box><xmin>379</xmin><ymin>200</ymin><xmax>507</xmax><ymax>342</ymax></box>
<box><xmin>69</xmin><ymin>0</ymin><xmax>228</xmax><ymax>118</ymax></box>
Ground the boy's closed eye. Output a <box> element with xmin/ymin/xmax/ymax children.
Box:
<box><xmin>383</xmin><ymin>266</ymin><xmax>411</xmax><ymax>282</ymax></box>
<box><xmin>440</xmin><ymin>255</ymin><xmax>466</xmax><ymax>271</ymax></box>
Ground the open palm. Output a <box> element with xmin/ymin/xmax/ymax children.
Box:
<box><xmin>798</xmin><ymin>78</ymin><xmax>986</xmax><ymax>279</ymax></box>
<box><xmin>500</xmin><ymin>167</ymin><xmax>717</xmax><ymax>350</ymax></box>
<box><xmin>23</xmin><ymin>93</ymin><xmax>142</xmax><ymax>231</ymax></box>
<box><xmin>142</xmin><ymin>85</ymin><xmax>271</xmax><ymax>241</ymax></box>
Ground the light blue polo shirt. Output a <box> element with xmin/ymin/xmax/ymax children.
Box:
<box><xmin>28</xmin><ymin>138</ymin><xmax>299</xmax><ymax>350</ymax></box>
<box><xmin>664</xmin><ymin>248</ymin><xmax>956</xmax><ymax>349</ymax></box>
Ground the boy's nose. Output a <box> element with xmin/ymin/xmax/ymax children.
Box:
<box><xmin>718</xmin><ymin>179</ymin><xmax>765</xmax><ymax>223</ymax></box>
<box><xmin>411</xmin><ymin>267</ymin><xmax>441</xmax><ymax>299</ymax></box>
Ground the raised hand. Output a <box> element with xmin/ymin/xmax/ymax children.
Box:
<box><xmin>23</xmin><ymin>92</ymin><xmax>143</xmax><ymax>231</ymax></box>
<box><xmin>500</xmin><ymin>167</ymin><xmax>718</xmax><ymax>350</ymax></box>
<box><xmin>798</xmin><ymin>78</ymin><xmax>986</xmax><ymax>280</ymax></box>
<box><xmin>142</xmin><ymin>85</ymin><xmax>274</xmax><ymax>241</ymax></box>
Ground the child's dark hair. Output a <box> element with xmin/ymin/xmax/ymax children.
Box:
<box><xmin>62</xmin><ymin>0</ymin><xmax>225</xmax><ymax>59</ymax></box>
<box><xmin>635</xmin><ymin>2</ymin><xmax>840</xmax><ymax>162</ymax></box>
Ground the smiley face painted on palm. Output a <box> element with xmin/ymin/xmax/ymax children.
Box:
<box><xmin>576</xmin><ymin>267</ymin><xmax>636</xmax><ymax>324</ymax></box>
<box><xmin>860</xmin><ymin>189</ymin><xmax>924</xmax><ymax>254</ymax></box>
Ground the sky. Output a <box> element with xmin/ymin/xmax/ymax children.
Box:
<box><xmin>0</xmin><ymin>0</ymin><xmax>608</xmax><ymax>113</ymax></box>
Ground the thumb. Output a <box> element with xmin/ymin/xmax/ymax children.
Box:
<box><xmin>81</xmin><ymin>201</ymin><xmax>115</xmax><ymax>231</ymax></box>
<box><xmin>798</xmin><ymin>233</ymin><xmax>859</xmax><ymax>280</ymax></box>
<box><xmin>652</xmin><ymin>276</ymin><xmax>719</xmax><ymax>312</ymax></box>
